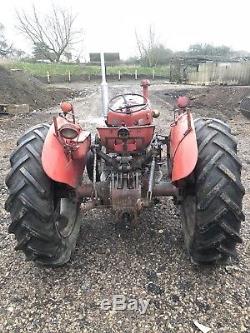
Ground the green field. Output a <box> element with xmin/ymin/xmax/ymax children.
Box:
<box><xmin>3</xmin><ymin>62</ymin><xmax>170</xmax><ymax>78</ymax></box>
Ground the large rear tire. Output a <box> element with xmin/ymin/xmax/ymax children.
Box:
<box><xmin>5</xmin><ymin>124</ymin><xmax>81</xmax><ymax>266</ymax></box>
<box><xmin>181</xmin><ymin>118</ymin><xmax>245</xmax><ymax>264</ymax></box>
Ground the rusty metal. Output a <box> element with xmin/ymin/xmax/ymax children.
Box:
<box><xmin>187</xmin><ymin>109</ymin><xmax>192</xmax><ymax>132</ymax></box>
<box><xmin>152</xmin><ymin>182</ymin><xmax>178</xmax><ymax>196</ymax></box>
<box><xmin>76</xmin><ymin>181</ymin><xmax>110</xmax><ymax>203</ymax></box>
<box><xmin>76</xmin><ymin>179</ymin><xmax>177</xmax><ymax>202</ymax></box>
<box><xmin>110</xmin><ymin>170</ymin><xmax>142</xmax><ymax>224</ymax></box>
<box><xmin>147</xmin><ymin>157</ymin><xmax>156</xmax><ymax>201</ymax></box>
<box><xmin>112</xmin><ymin>188</ymin><xmax>141</xmax><ymax>210</ymax></box>
<box><xmin>93</xmin><ymin>147</ymin><xmax>97</xmax><ymax>199</ymax></box>
<box><xmin>53</xmin><ymin>116</ymin><xmax>59</xmax><ymax>136</ymax></box>
<box><xmin>48</xmin><ymin>78</ymin><xmax>183</xmax><ymax>224</ymax></box>
<box><xmin>140</xmin><ymin>79</ymin><xmax>150</xmax><ymax>99</ymax></box>
<box><xmin>76</xmin><ymin>183</ymin><xmax>94</xmax><ymax>198</ymax></box>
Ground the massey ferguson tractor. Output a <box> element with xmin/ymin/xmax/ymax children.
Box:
<box><xmin>5</xmin><ymin>54</ymin><xmax>245</xmax><ymax>266</ymax></box>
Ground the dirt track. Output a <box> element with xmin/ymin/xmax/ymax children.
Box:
<box><xmin>0</xmin><ymin>82</ymin><xmax>249</xmax><ymax>332</ymax></box>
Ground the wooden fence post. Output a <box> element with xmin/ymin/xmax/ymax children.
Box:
<box><xmin>46</xmin><ymin>71</ymin><xmax>50</xmax><ymax>84</ymax></box>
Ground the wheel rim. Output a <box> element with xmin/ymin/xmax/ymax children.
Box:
<box><xmin>55</xmin><ymin>198</ymin><xmax>78</xmax><ymax>238</ymax></box>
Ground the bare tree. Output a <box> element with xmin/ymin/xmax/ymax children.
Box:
<box><xmin>0</xmin><ymin>23</ymin><xmax>13</xmax><ymax>57</ymax></box>
<box><xmin>16</xmin><ymin>5</ymin><xmax>82</xmax><ymax>62</ymax></box>
<box><xmin>135</xmin><ymin>26</ymin><xmax>160</xmax><ymax>67</ymax></box>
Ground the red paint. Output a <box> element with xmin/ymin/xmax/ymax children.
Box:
<box><xmin>97</xmin><ymin>126</ymin><xmax>155</xmax><ymax>153</ymax></box>
<box><xmin>140</xmin><ymin>79</ymin><xmax>150</xmax><ymax>99</ymax></box>
<box><xmin>60</xmin><ymin>101</ymin><xmax>73</xmax><ymax>113</ymax></box>
<box><xmin>107</xmin><ymin>109</ymin><xmax>153</xmax><ymax>127</ymax></box>
<box><xmin>177</xmin><ymin>96</ymin><xmax>189</xmax><ymax>108</ymax></box>
<box><xmin>170</xmin><ymin>112</ymin><xmax>198</xmax><ymax>182</ymax></box>
<box><xmin>42</xmin><ymin>117</ymin><xmax>91</xmax><ymax>188</ymax></box>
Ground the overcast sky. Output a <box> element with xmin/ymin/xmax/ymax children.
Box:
<box><xmin>1</xmin><ymin>0</ymin><xmax>250</xmax><ymax>60</ymax></box>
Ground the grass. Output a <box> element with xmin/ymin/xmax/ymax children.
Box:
<box><xmin>3</xmin><ymin>61</ymin><xmax>170</xmax><ymax>78</ymax></box>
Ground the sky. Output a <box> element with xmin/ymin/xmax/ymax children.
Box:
<box><xmin>0</xmin><ymin>0</ymin><xmax>250</xmax><ymax>60</ymax></box>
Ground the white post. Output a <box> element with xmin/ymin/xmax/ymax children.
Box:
<box><xmin>101</xmin><ymin>52</ymin><xmax>109</xmax><ymax>119</ymax></box>
<box><xmin>118</xmin><ymin>70</ymin><xmax>121</xmax><ymax>81</ymax></box>
<box><xmin>68</xmin><ymin>70</ymin><xmax>71</xmax><ymax>82</ymax></box>
<box><xmin>47</xmin><ymin>71</ymin><xmax>50</xmax><ymax>84</ymax></box>
<box><xmin>135</xmin><ymin>69</ymin><xmax>138</xmax><ymax>80</ymax></box>
<box><xmin>152</xmin><ymin>69</ymin><xmax>155</xmax><ymax>79</ymax></box>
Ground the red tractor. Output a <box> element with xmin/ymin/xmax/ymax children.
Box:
<box><xmin>5</xmin><ymin>58</ymin><xmax>245</xmax><ymax>266</ymax></box>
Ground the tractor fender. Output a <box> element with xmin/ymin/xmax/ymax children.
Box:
<box><xmin>169</xmin><ymin>112</ymin><xmax>198</xmax><ymax>182</ymax></box>
<box><xmin>42</xmin><ymin>117</ymin><xmax>91</xmax><ymax>188</ymax></box>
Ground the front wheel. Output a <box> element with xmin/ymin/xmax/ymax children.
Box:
<box><xmin>5</xmin><ymin>124</ymin><xmax>81</xmax><ymax>266</ymax></box>
<box><xmin>181</xmin><ymin>118</ymin><xmax>245</xmax><ymax>264</ymax></box>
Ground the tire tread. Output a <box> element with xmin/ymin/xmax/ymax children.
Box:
<box><xmin>183</xmin><ymin>118</ymin><xmax>245</xmax><ymax>264</ymax></box>
<box><xmin>5</xmin><ymin>123</ymin><xmax>79</xmax><ymax>266</ymax></box>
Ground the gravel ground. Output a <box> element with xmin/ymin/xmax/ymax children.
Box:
<box><xmin>0</xmin><ymin>82</ymin><xmax>249</xmax><ymax>333</ymax></box>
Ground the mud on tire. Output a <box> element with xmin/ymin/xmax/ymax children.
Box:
<box><xmin>5</xmin><ymin>124</ymin><xmax>80</xmax><ymax>266</ymax></box>
<box><xmin>181</xmin><ymin>118</ymin><xmax>245</xmax><ymax>264</ymax></box>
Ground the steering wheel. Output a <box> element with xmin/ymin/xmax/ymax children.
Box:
<box><xmin>108</xmin><ymin>93</ymin><xmax>148</xmax><ymax>113</ymax></box>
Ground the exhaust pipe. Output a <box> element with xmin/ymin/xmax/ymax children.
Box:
<box><xmin>100</xmin><ymin>52</ymin><xmax>109</xmax><ymax>119</ymax></box>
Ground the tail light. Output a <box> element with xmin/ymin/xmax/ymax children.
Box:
<box><xmin>60</xmin><ymin>102</ymin><xmax>73</xmax><ymax>113</ymax></box>
<box><xmin>59</xmin><ymin>123</ymin><xmax>80</xmax><ymax>139</ymax></box>
<box><xmin>177</xmin><ymin>96</ymin><xmax>189</xmax><ymax>108</ymax></box>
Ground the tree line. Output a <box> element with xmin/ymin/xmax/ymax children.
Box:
<box><xmin>0</xmin><ymin>5</ymin><xmax>249</xmax><ymax>65</ymax></box>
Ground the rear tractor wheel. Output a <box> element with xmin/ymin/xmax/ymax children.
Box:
<box><xmin>5</xmin><ymin>124</ymin><xmax>81</xmax><ymax>266</ymax></box>
<box><xmin>181</xmin><ymin>118</ymin><xmax>245</xmax><ymax>264</ymax></box>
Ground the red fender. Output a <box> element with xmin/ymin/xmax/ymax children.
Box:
<box><xmin>170</xmin><ymin>112</ymin><xmax>198</xmax><ymax>182</ymax></box>
<box><xmin>42</xmin><ymin>117</ymin><xmax>91</xmax><ymax>188</ymax></box>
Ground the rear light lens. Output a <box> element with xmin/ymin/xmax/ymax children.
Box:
<box><xmin>177</xmin><ymin>96</ymin><xmax>189</xmax><ymax>108</ymax></box>
<box><xmin>60</xmin><ymin>102</ymin><xmax>73</xmax><ymax>113</ymax></box>
<box><xmin>59</xmin><ymin>124</ymin><xmax>80</xmax><ymax>139</ymax></box>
